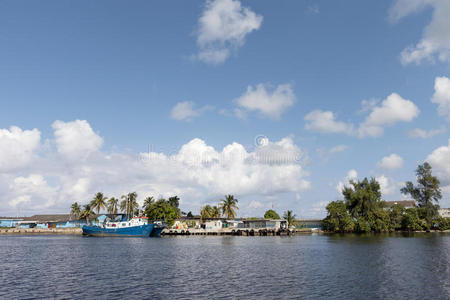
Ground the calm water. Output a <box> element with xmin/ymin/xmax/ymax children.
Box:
<box><xmin>0</xmin><ymin>233</ymin><xmax>449</xmax><ymax>299</ymax></box>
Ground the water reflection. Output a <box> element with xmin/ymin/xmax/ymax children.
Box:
<box><xmin>0</xmin><ymin>234</ymin><xmax>448</xmax><ymax>299</ymax></box>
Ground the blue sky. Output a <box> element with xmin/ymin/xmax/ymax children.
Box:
<box><xmin>1</xmin><ymin>0</ymin><xmax>450</xmax><ymax>217</ymax></box>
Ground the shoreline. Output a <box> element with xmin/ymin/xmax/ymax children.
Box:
<box><xmin>1</xmin><ymin>228</ymin><xmax>449</xmax><ymax>236</ymax></box>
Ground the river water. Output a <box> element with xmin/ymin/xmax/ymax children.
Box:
<box><xmin>0</xmin><ymin>233</ymin><xmax>449</xmax><ymax>299</ymax></box>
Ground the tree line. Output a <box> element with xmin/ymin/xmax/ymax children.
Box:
<box><xmin>70</xmin><ymin>193</ymin><xmax>182</xmax><ymax>226</ymax></box>
<box><xmin>323</xmin><ymin>162</ymin><xmax>450</xmax><ymax>233</ymax></box>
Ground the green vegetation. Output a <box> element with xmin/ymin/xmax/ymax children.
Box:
<box><xmin>264</xmin><ymin>209</ymin><xmax>280</xmax><ymax>219</ymax></box>
<box><xmin>144</xmin><ymin>197</ymin><xmax>181</xmax><ymax>226</ymax></box>
<box><xmin>323</xmin><ymin>163</ymin><xmax>449</xmax><ymax>233</ymax></box>
<box><xmin>220</xmin><ymin>195</ymin><xmax>239</xmax><ymax>219</ymax></box>
<box><xmin>90</xmin><ymin>192</ymin><xmax>107</xmax><ymax>214</ymax></box>
<box><xmin>107</xmin><ymin>197</ymin><xmax>119</xmax><ymax>214</ymax></box>
<box><xmin>70</xmin><ymin>202</ymin><xmax>81</xmax><ymax>219</ymax></box>
<box><xmin>401</xmin><ymin>162</ymin><xmax>441</xmax><ymax>229</ymax></box>
<box><xmin>79</xmin><ymin>204</ymin><xmax>96</xmax><ymax>225</ymax></box>
<box><xmin>283</xmin><ymin>210</ymin><xmax>296</xmax><ymax>228</ymax></box>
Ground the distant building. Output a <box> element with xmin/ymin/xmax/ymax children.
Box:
<box><xmin>438</xmin><ymin>208</ymin><xmax>450</xmax><ymax>218</ymax></box>
<box><xmin>0</xmin><ymin>217</ymin><xmax>23</xmax><ymax>228</ymax></box>
<box><xmin>18</xmin><ymin>214</ymin><xmax>86</xmax><ymax>228</ymax></box>
<box><xmin>384</xmin><ymin>200</ymin><xmax>416</xmax><ymax>209</ymax></box>
<box><xmin>239</xmin><ymin>219</ymin><xmax>287</xmax><ymax>230</ymax></box>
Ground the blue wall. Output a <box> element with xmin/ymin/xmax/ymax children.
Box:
<box><xmin>0</xmin><ymin>219</ymin><xmax>22</xmax><ymax>227</ymax></box>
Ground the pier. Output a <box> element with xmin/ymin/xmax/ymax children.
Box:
<box><xmin>162</xmin><ymin>228</ymin><xmax>317</xmax><ymax>236</ymax></box>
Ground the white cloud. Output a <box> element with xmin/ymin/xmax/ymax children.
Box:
<box><xmin>170</xmin><ymin>101</ymin><xmax>213</xmax><ymax>121</ymax></box>
<box><xmin>235</xmin><ymin>83</ymin><xmax>295</xmax><ymax>119</ymax></box>
<box><xmin>426</xmin><ymin>139</ymin><xmax>450</xmax><ymax>187</ymax></box>
<box><xmin>375</xmin><ymin>175</ymin><xmax>399</xmax><ymax>195</ymax></box>
<box><xmin>390</xmin><ymin>0</ymin><xmax>450</xmax><ymax>64</ymax></box>
<box><xmin>358</xmin><ymin>93</ymin><xmax>419</xmax><ymax>137</ymax></box>
<box><xmin>304</xmin><ymin>110</ymin><xmax>354</xmax><ymax>134</ymax></box>
<box><xmin>305</xmin><ymin>93</ymin><xmax>419</xmax><ymax>138</ymax></box>
<box><xmin>408</xmin><ymin>126</ymin><xmax>446</xmax><ymax>138</ymax></box>
<box><xmin>329</xmin><ymin>145</ymin><xmax>348</xmax><ymax>154</ymax></box>
<box><xmin>248</xmin><ymin>200</ymin><xmax>262</xmax><ymax>209</ymax></box>
<box><xmin>431</xmin><ymin>76</ymin><xmax>450</xmax><ymax>119</ymax></box>
<box><xmin>52</xmin><ymin>120</ymin><xmax>103</xmax><ymax>161</ymax></box>
<box><xmin>378</xmin><ymin>154</ymin><xmax>404</xmax><ymax>170</ymax></box>
<box><xmin>336</xmin><ymin>169</ymin><xmax>358</xmax><ymax>193</ymax></box>
<box><xmin>0</xmin><ymin>121</ymin><xmax>311</xmax><ymax>216</ymax></box>
<box><xmin>0</xmin><ymin>126</ymin><xmax>41</xmax><ymax>172</ymax></box>
<box><xmin>195</xmin><ymin>0</ymin><xmax>263</xmax><ymax>64</ymax></box>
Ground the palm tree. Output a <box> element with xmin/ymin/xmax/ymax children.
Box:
<box><xmin>107</xmin><ymin>197</ymin><xmax>119</xmax><ymax>215</ymax></box>
<box><xmin>121</xmin><ymin>192</ymin><xmax>139</xmax><ymax>219</ymax></box>
<box><xmin>220</xmin><ymin>195</ymin><xmax>239</xmax><ymax>219</ymax></box>
<box><xmin>283</xmin><ymin>210</ymin><xmax>296</xmax><ymax>228</ymax></box>
<box><xmin>80</xmin><ymin>204</ymin><xmax>96</xmax><ymax>225</ymax></box>
<box><xmin>90</xmin><ymin>192</ymin><xmax>107</xmax><ymax>214</ymax></box>
<box><xmin>70</xmin><ymin>202</ymin><xmax>81</xmax><ymax>219</ymax></box>
<box><xmin>200</xmin><ymin>205</ymin><xmax>213</xmax><ymax>221</ymax></box>
<box><xmin>211</xmin><ymin>206</ymin><xmax>221</xmax><ymax>218</ymax></box>
<box><xmin>142</xmin><ymin>196</ymin><xmax>155</xmax><ymax>211</ymax></box>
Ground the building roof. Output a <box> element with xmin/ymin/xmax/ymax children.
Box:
<box><xmin>384</xmin><ymin>200</ymin><xmax>416</xmax><ymax>208</ymax></box>
<box><xmin>22</xmin><ymin>214</ymin><xmax>77</xmax><ymax>222</ymax></box>
<box><xmin>0</xmin><ymin>217</ymin><xmax>24</xmax><ymax>220</ymax></box>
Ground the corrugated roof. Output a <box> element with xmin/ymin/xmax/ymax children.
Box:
<box><xmin>384</xmin><ymin>200</ymin><xmax>416</xmax><ymax>207</ymax></box>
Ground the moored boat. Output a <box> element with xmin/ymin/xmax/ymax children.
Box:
<box><xmin>150</xmin><ymin>222</ymin><xmax>166</xmax><ymax>237</ymax></box>
<box><xmin>82</xmin><ymin>216</ymin><xmax>154</xmax><ymax>237</ymax></box>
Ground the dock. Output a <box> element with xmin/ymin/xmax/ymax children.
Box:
<box><xmin>162</xmin><ymin>228</ymin><xmax>316</xmax><ymax>236</ymax></box>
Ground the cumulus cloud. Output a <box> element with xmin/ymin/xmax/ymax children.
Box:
<box><xmin>0</xmin><ymin>121</ymin><xmax>310</xmax><ymax>216</ymax></box>
<box><xmin>408</xmin><ymin>126</ymin><xmax>446</xmax><ymax>138</ymax></box>
<box><xmin>375</xmin><ymin>175</ymin><xmax>400</xmax><ymax>195</ymax></box>
<box><xmin>378</xmin><ymin>154</ymin><xmax>404</xmax><ymax>170</ymax></box>
<box><xmin>52</xmin><ymin>120</ymin><xmax>103</xmax><ymax>161</ymax></box>
<box><xmin>235</xmin><ymin>83</ymin><xmax>295</xmax><ymax>119</ymax></box>
<box><xmin>0</xmin><ymin>126</ymin><xmax>41</xmax><ymax>172</ymax></box>
<box><xmin>170</xmin><ymin>101</ymin><xmax>213</xmax><ymax>121</ymax></box>
<box><xmin>195</xmin><ymin>0</ymin><xmax>263</xmax><ymax>64</ymax></box>
<box><xmin>304</xmin><ymin>110</ymin><xmax>354</xmax><ymax>134</ymax></box>
<box><xmin>431</xmin><ymin>76</ymin><xmax>450</xmax><ymax>119</ymax></box>
<box><xmin>358</xmin><ymin>93</ymin><xmax>419</xmax><ymax>138</ymax></box>
<box><xmin>426</xmin><ymin>139</ymin><xmax>450</xmax><ymax>188</ymax></box>
<box><xmin>390</xmin><ymin>0</ymin><xmax>450</xmax><ymax>64</ymax></box>
<box><xmin>305</xmin><ymin>93</ymin><xmax>419</xmax><ymax>138</ymax></box>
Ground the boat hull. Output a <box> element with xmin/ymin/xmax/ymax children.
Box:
<box><xmin>150</xmin><ymin>225</ymin><xmax>165</xmax><ymax>237</ymax></box>
<box><xmin>82</xmin><ymin>224</ymin><xmax>154</xmax><ymax>237</ymax></box>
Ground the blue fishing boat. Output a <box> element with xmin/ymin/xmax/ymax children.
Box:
<box><xmin>82</xmin><ymin>217</ymin><xmax>154</xmax><ymax>237</ymax></box>
<box><xmin>150</xmin><ymin>222</ymin><xmax>165</xmax><ymax>237</ymax></box>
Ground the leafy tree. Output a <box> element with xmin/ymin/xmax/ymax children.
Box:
<box><xmin>264</xmin><ymin>209</ymin><xmax>280</xmax><ymax>219</ymax></box>
<box><xmin>90</xmin><ymin>192</ymin><xmax>107</xmax><ymax>214</ymax></box>
<box><xmin>220</xmin><ymin>195</ymin><xmax>239</xmax><ymax>219</ymax></box>
<box><xmin>401</xmin><ymin>162</ymin><xmax>441</xmax><ymax>229</ymax></box>
<box><xmin>355</xmin><ymin>218</ymin><xmax>371</xmax><ymax>233</ymax></box>
<box><xmin>107</xmin><ymin>197</ymin><xmax>119</xmax><ymax>215</ymax></box>
<box><xmin>187</xmin><ymin>211</ymin><xmax>194</xmax><ymax>218</ymax></box>
<box><xmin>388</xmin><ymin>204</ymin><xmax>405</xmax><ymax>230</ymax></box>
<box><xmin>79</xmin><ymin>204</ymin><xmax>96</xmax><ymax>225</ymax></box>
<box><xmin>168</xmin><ymin>196</ymin><xmax>180</xmax><ymax>208</ymax></box>
<box><xmin>401</xmin><ymin>208</ymin><xmax>423</xmax><ymax>231</ymax></box>
<box><xmin>322</xmin><ymin>201</ymin><xmax>355</xmax><ymax>233</ymax></box>
<box><xmin>283</xmin><ymin>210</ymin><xmax>296</xmax><ymax>228</ymax></box>
<box><xmin>145</xmin><ymin>198</ymin><xmax>181</xmax><ymax>226</ymax></box>
<box><xmin>344</xmin><ymin>178</ymin><xmax>383</xmax><ymax>219</ymax></box>
<box><xmin>70</xmin><ymin>202</ymin><xmax>81</xmax><ymax>219</ymax></box>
